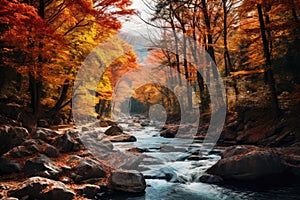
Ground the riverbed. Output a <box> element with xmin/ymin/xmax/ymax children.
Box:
<box><xmin>96</xmin><ymin>120</ymin><xmax>300</xmax><ymax>200</ymax></box>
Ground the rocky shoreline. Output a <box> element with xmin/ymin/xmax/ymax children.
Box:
<box><xmin>200</xmin><ymin>144</ymin><xmax>300</xmax><ymax>184</ymax></box>
<box><xmin>0</xmin><ymin>109</ymin><xmax>299</xmax><ymax>199</ymax></box>
<box><xmin>0</xmin><ymin>124</ymin><xmax>146</xmax><ymax>199</ymax></box>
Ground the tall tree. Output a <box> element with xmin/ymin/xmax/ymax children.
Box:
<box><xmin>257</xmin><ymin>3</ymin><xmax>280</xmax><ymax>114</ymax></box>
<box><xmin>0</xmin><ymin>0</ymin><xmax>135</xmax><ymax>127</ymax></box>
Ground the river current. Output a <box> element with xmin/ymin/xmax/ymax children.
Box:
<box><xmin>98</xmin><ymin>120</ymin><xmax>300</xmax><ymax>200</ymax></box>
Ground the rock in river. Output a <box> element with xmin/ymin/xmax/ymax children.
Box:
<box><xmin>110</xmin><ymin>170</ymin><xmax>146</xmax><ymax>193</ymax></box>
<box><xmin>104</xmin><ymin>125</ymin><xmax>123</xmax><ymax>136</ymax></box>
<box><xmin>206</xmin><ymin>146</ymin><xmax>285</xmax><ymax>181</ymax></box>
<box><xmin>107</xmin><ymin>134</ymin><xmax>137</xmax><ymax>142</ymax></box>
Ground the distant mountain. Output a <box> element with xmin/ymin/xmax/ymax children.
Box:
<box><xmin>118</xmin><ymin>31</ymin><xmax>151</xmax><ymax>63</ymax></box>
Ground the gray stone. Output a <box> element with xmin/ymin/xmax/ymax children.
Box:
<box><xmin>72</xmin><ymin>158</ymin><xmax>106</xmax><ymax>183</ymax></box>
<box><xmin>81</xmin><ymin>126</ymin><xmax>90</xmax><ymax>132</ymax></box>
<box><xmin>110</xmin><ymin>170</ymin><xmax>146</xmax><ymax>193</ymax></box>
<box><xmin>79</xmin><ymin>131</ymin><xmax>114</xmax><ymax>152</ymax></box>
<box><xmin>24</xmin><ymin>154</ymin><xmax>62</xmax><ymax>179</ymax></box>
<box><xmin>32</xmin><ymin>128</ymin><xmax>59</xmax><ymax>143</ymax></box>
<box><xmin>53</xmin><ymin>132</ymin><xmax>81</xmax><ymax>153</ymax></box>
<box><xmin>22</xmin><ymin>139</ymin><xmax>59</xmax><ymax>158</ymax></box>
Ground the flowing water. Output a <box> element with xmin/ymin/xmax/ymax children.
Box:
<box><xmin>101</xmin><ymin>120</ymin><xmax>300</xmax><ymax>200</ymax></box>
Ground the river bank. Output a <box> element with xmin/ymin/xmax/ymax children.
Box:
<box><xmin>0</xmin><ymin>106</ymin><xmax>299</xmax><ymax>199</ymax></box>
<box><xmin>0</xmin><ymin>123</ymin><xmax>146</xmax><ymax>199</ymax></box>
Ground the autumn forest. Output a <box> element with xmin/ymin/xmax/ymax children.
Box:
<box><xmin>0</xmin><ymin>0</ymin><xmax>300</xmax><ymax>199</ymax></box>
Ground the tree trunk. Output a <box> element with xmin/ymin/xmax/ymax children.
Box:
<box><xmin>222</xmin><ymin>0</ymin><xmax>233</xmax><ymax>77</ymax></box>
<box><xmin>29</xmin><ymin>74</ymin><xmax>42</xmax><ymax>116</ymax></box>
<box><xmin>24</xmin><ymin>0</ymin><xmax>45</xmax><ymax>128</ymax></box>
<box><xmin>292</xmin><ymin>0</ymin><xmax>300</xmax><ymax>25</ymax></box>
<box><xmin>257</xmin><ymin>4</ymin><xmax>281</xmax><ymax>115</ymax></box>
<box><xmin>201</xmin><ymin>0</ymin><xmax>216</xmax><ymax>63</ymax></box>
<box><xmin>170</xmin><ymin>15</ymin><xmax>182</xmax><ymax>87</ymax></box>
<box><xmin>52</xmin><ymin>80</ymin><xmax>69</xmax><ymax>111</ymax></box>
<box><xmin>181</xmin><ymin>23</ymin><xmax>193</xmax><ymax>110</ymax></box>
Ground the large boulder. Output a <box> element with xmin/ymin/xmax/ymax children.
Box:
<box><xmin>222</xmin><ymin>145</ymin><xmax>259</xmax><ymax>159</ymax></box>
<box><xmin>79</xmin><ymin>130</ymin><xmax>114</xmax><ymax>152</ymax></box>
<box><xmin>53</xmin><ymin>131</ymin><xmax>81</xmax><ymax>153</ymax></box>
<box><xmin>6</xmin><ymin>145</ymin><xmax>36</xmax><ymax>158</ymax></box>
<box><xmin>0</xmin><ymin>126</ymin><xmax>29</xmax><ymax>156</ymax></box>
<box><xmin>104</xmin><ymin>125</ymin><xmax>123</xmax><ymax>136</ymax></box>
<box><xmin>207</xmin><ymin>148</ymin><xmax>285</xmax><ymax>181</ymax></box>
<box><xmin>7</xmin><ymin>139</ymin><xmax>59</xmax><ymax>158</ymax></box>
<box><xmin>110</xmin><ymin>170</ymin><xmax>146</xmax><ymax>193</ymax></box>
<box><xmin>280</xmin><ymin>148</ymin><xmax>300</xmax><ymax>176</ymax></box>
<box><xmin>31</xmin><ymin>128</ymin><xmax>59</xmax><ymax>143</ymax></box>
<box><xmin>24</xmin><ymin>154</ymin><xmax>62</xmax><ymax>179</ymax></box>
<box><xmin>159</xmin><ymin>125</ymin><xmax>178</xmax><ymax>138</ymax></box>
<box><xmin>0</xmin><ymin>158</ymin><xmax>20</xmax><ymax>175</ymax></box>
<box><xmin>8</xmin><ymin>176</ymin><xmax>75</xmax><ymax>200</ymax></box>
<box><xmin>71</xmin><ymin>158</ymin><xmax>107</xmax><ymax>183</ymax></box>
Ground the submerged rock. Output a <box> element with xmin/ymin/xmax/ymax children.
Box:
<box><xmin>107</xmin><ymin>134</ymin><xmax>137</xmax><ymax>142</ymax></box>
<box><xmin>199</xmin><ymin>174</ymin><xmax>223</xmax><ymax>184</ymax></box>
<box><xmin>110</xmin><ymin>170</ymin><xmax>146</xmax><ymax>193</ymax></box>
<box><xmin>155</xmin><ymin>167</ymin><xmax>177</xmax><ymax>182</ymax></box>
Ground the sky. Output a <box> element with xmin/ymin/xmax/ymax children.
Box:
<box><xmin>121</xmin><ymin>0</ymin><xmax>153</xmax><ymax>34</ymax></box>
<box><xmin>119</xmin><ymin>0</ymin><xmax>157</xmax><ymax>62</ymax></box>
